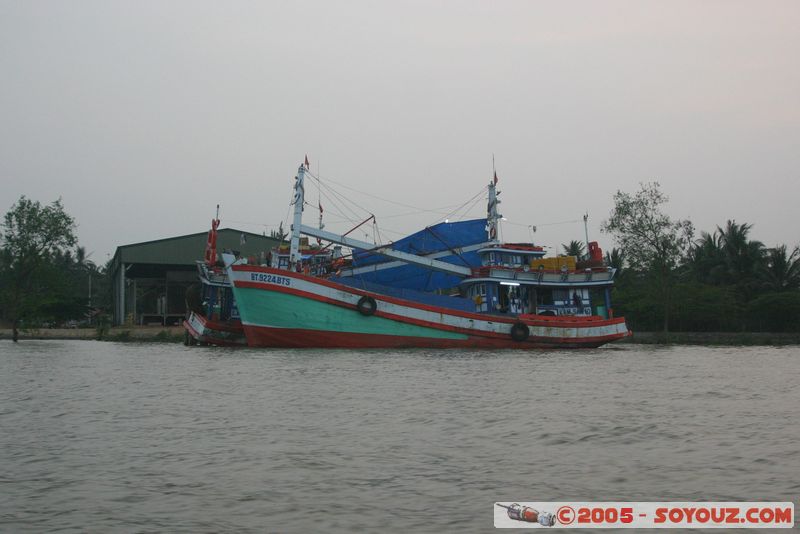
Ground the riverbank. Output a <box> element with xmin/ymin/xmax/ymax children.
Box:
<box><xmin>0</xmin><ymin>326</ymin><xmax>185</xmax><ymax>343</ymax></box>
<box><xmin>621</xmin><ymin>331</ymin><xmax>800</xmax><ymax>346</ymax></box>
<box><xmin>1</xmin><ymin>326</ymin><xmax>799</xmax><ymax>346</ymax></box>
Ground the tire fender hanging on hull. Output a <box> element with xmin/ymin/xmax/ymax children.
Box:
<box><xmin>510</xmin><ymin>321</ymin><xmax>530</xmax><ymax>342</ymax></box>
<box><xmin>356</xmin><ymin>295</ymin><xmax>377</xmax><ymax>316</ymax></box>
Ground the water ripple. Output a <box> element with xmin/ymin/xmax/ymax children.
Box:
<box><xmin>0</xmin><ymin>341</ymin><xmax>798</xmax><ymax>532</ymax></box>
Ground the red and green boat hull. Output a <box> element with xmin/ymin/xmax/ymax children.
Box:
<box><xmin>229</xmin><ymin>266</ymin><xmax>631</xmax><ymax>349</ymax></box>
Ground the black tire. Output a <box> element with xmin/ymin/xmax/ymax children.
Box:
<box><xmin>510</xmin><ymin>321</ymin><xmax>530</xmax><ymax>342</ymax></box>
<box><xmin>356</xmin><ymin>296</ymin><xmax>377</xmax><ymax>316</ymax></box>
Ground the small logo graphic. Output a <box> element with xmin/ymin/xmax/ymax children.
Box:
<box><xmin>496</xmin><ymin>503</ymin><xmax>556</xmax><ymax>527</ymax></box>
<box><xmin>557</xmin><ymin>505</ymin><xmax>576</xmax><ymax>525</ymax></box>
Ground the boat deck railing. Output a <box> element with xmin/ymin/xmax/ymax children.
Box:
<box><xmin>468</xmin><ymin>265</ymin><xmax>615</xmax><ymax>285</ymax></box>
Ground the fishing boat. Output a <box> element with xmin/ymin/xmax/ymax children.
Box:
<box><xmin>227</xmin><ymin>162</ymin><xmax>631</xmax><ymax>349</ymax></box>
<box><xmin>183</xmin><ymin>216</ymin><xmax>248</xmax><ymax>346</ymax></box>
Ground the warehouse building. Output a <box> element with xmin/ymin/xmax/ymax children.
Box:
<box><xmin>110</xmin><ymin>229</ymin><xmax>280</xmax><ymax>326</ymax></box>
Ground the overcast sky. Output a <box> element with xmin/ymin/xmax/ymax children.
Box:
<box><xmin>1</xmin><ymin>1</ymin><xmax>798</xmax><ymax>263</ymax></box>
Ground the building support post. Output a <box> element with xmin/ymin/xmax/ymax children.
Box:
<box><xmin>164</xmin><ymin>277</ymin><xmax>168</xmax><ymax>326</ymax></box>
<box><xmin>118</xmin><ymin>263</ymin><xmax>126</xmax><ymax>326</ymax></box>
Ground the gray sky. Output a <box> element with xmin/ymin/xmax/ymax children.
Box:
<box><xmin>2</xmin><ymin>1</ymin><xmax>798</xmax><ymax>263</ymax></box>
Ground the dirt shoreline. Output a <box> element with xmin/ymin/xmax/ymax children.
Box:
<box><xmin>619</xmin><ymin>331</ymin><xmax>800</xmax><ymax>346</ymax></box>
<box><xmin>0</xmin><ymin>326</ymin><xmax>186</xmax><ymax>342</ymax></box>
<box><xmin>1</xmin><ymin>327</ymin><xmax>799</xmax><ymax>346</ymax></box>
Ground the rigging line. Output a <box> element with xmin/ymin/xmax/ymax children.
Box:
<box><xmin>372</xmin><ymin>205</ymin><xmax>476</xmax><ymax>220</ymax></box>
<box><xmin>370</xmin><ymin>226</ymin><xmax>408</xmax><ymax>237</ymax></box>
<box><xmin>316</xmin><ymin>172</ymin><xmax>322</xmax><ymax>218</ymax></box>
<box><xmin>310</xmin><ymin>173</ymin><xmax>486</xmax><ymax>240</ymax></box>
<box><xmin>315</xmin><ymin>215</ymin><xmax>376</xmax><ymax>255</ymax></box>
<box><xmin>316</xmin><ymin>182</ymin><xmax>363</xmax><ymax>227</ymax></box>
<box><xmin>306</xmin><ymin>169</ymin><xmax>475</xmax><ymax>213</ymax></box>
<box><xmin>424</xmin><ymin>184</ymin><xmax>488</xmax><ymax>228</ymax></box>
<box><xmin>424</xmin><ymin>226</ymin><xmax>472</xmax><ymax>268</ymax></box>
<box><xmin>316</xmin><ymin>211</ymin><xmax>407</xmax><ymax>239</ymax></box>
<box><xmin>373</xmin><ymin>218</ymin><xmax>383</xmax><ymax>246</ymax></box>
<box><xmin>316</xmin><ymin>195</ymin><xmax>357</xmax><ymax>230</ymax></box>
<box><xmin>310</xmin><ymin>170</ymin><xmax>492</xmax><ymax>238</ymax></box>
<box><xmin>224</xmin><ymin>219</ymin><xmax>286</xmax><ymax>229</ymax></box>
<box><xmin>281</xmin><ymin>183</ymin><xmax>295</xmax><ymax>238</ymax></box>
<box><xmin>319</xmin><ymin>217</ymin><xmax>357</xmax><ymax>225</ymax></box>
<box><xmin>438</xmin><ymin>185</ymin><xmax>488</xmax><ymax>221</ymax></box>
<box><xmin>325</xmin><ymin>192</ymin><xmax>365</xmax><ymax>228</ymax></box>
<box><xmin>308</xmin><ymin>172</ymin><xmax>371</xmax><ymax>216</ymax></box>
<box><xmin>311</xmin><ymin>175</ymin><xmax>371</xmax><ymax>223</ymax></box>
<box><xmin>504</xmin><ymin>218</ymin><xmax>580</xmax><ymax>228</ymax></box>
<box><xmin>447</xmin><ymin>188</ymin><xmax>487</xmax><ymax>222</ymax></box>
<box><xmin>317</xmin><ymin>178</ymin><xmax>368</xmax><ymax>217</ymax></box>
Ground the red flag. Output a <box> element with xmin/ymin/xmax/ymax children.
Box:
<box><xmin>304</xmin><ymin>155</ymin><xmax>310</xmax><ymax>170</ymax></box>
<box><xmin>493</xmin><ymin>171</ymin><xmax>498</xmax><ymax>185</ymax></box>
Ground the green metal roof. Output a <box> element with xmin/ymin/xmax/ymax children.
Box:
<box><xmin>111</xmin><ymin>228</ymin><xmax>281</xmax><ymax>272</ymax></box>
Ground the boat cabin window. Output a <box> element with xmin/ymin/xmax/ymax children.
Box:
<box><xmin>485</xmin><ymin>251</ymin><xmax>529</xmax><ymax>267</ymax></box>
<box><xmin>467</xmin><ymin>283</ymin><xmax>488</xmax><ymax>312</ymax></box>
<box><xmin>552</xmin><ymin>289</ymin><xmax>569</xmax><ymax>303</ymax></box>
<box><xmin>535</xmin><ymin>288</ymin><xmax>592</xmax><ymax>316</ymax></box>
<box><xmin>537</xmin><ymin>288</ymin><xmax>554</xmax><ymax>306</ymax></box>
<box><xmin>467</xmin><ymin>283</ymin><xmax>487</xmax><ymax>297</ymax></box>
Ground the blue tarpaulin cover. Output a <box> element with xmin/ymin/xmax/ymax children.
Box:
<box><xmin>347</xmin><ymin>218</ymin><xmax>487</xmax><ymax>291</ymax></box>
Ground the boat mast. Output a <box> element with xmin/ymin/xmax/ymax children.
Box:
<box><xmin>289</xmin><ymin>163</ymin><xmax>306</xmax><ymax>269</ymax></box>
<box><xmin>487</xmin><ymin>175</ymin><xmax>502</xmax><ymax>243</ymax></box>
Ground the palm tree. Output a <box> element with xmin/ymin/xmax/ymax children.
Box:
<box><xmin>717</xmin><ymin>220</ymin><xmax>765</xmax><ymax>286</ymax></box>
<box><xmin>686</xmin><ymin>230</ymin><xmax>726</xmax><ymax>284</ymax></box>
<box><xmin>604</xmin><ymin>247</ymin><xmax>625</xmax><ymax>273</ymax></box>
<box><xmin>74</xmin><ymin>246</ymin><xmax>96</xmax><ymax>271</ymax></box>
<box><xmin>761</xmin><ymin>245</ymin><xmax>800</xmax><ymax>292</ymax></box>
<box><xmin>562</xmin><ymin>240</ymin><xmax>586</xmax><ymax>258</ymax></box>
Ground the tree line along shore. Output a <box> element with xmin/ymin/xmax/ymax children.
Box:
<box><xmin>1</xmin><ymin>183</ymin><xmax>798</xmax><ymax>342</ymax></box>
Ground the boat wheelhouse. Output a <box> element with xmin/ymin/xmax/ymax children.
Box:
<box><xmin>462</xmin><ymin>242</ymin><xmax>615</xmax><ymax>318</ymax></box>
